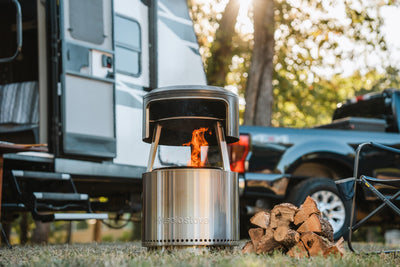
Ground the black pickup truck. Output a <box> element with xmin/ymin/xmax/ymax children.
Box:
<box><xmin>229</xmin><ymin>89</ymin><xmax>400</xmax><ymax>239</ymax></box>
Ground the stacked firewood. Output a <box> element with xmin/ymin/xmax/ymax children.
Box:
<box><xmin>242</xmin><ymin>196</ymin><xmax>345</xmax><ymax>258</ymax></box>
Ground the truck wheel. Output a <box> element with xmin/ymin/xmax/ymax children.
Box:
<box><xmin>288</xmin><ymin>178</ymin><xmax>351</xmax><ymax>240</ymax></box>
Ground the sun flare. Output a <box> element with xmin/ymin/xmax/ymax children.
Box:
<box><xmin>238</xmin><ymin>0</ymin><xmax>252</xmax><ymax>6</ymax></box>
<box><xmin>237</xmin><ymin>0</ymin><xmax>253</xmax><ymax>36</ymax></box>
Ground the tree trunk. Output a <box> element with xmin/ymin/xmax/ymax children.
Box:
<box><xmin>19</xmin><ymin>213</ymin><xmax>28</xmax><ymax>244</ymax></box>
<box><xmin>131</xmin><ymin>214</ymin><xmax>141</xmax><ymax>241</ymax></box>
<box><xmin>66</xmin><ymin>221</ymin><xmax>72</xmax><ymax>244</ymax></box>
<box><xmin>206</xmin><ymin>0</ymin><xmax>240</xmax><ymax>86</ymax></box>
<box><xmin>93</xmin><ymin>220</ymin><xmax>102</xmax><ymax>242</ymax></box>
<box><xmin>244</xmin><ymin>0</ymin><xmax>275</xmax><ymax>126</ymax></box>
<box><xmin>31</xmin><ymin>221</ymin><xmax>50</xmax><ymax>244</ymax></box>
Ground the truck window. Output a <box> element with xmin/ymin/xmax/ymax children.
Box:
<box><xmin>332</xmin><ymin>93</ymin><xmax>399</xmax><ymax>132</ymax></box>
<box><xmin>333</xmin><ymin>96</ymin><xmax>387</xmax><ymax>121</ymax></box>
<box><xmin>115</xmin><ymin>15</ymin><xmax>141</xmax><ymax>77</ymax></box>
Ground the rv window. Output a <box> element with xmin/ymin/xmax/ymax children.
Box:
<box><xmin>115</xmin><ymin>15</ymin><xmax>141</xmax><ymax>77</ymax></box>
<box><xmin>69</xmin><ymin>0</ymin><xmax>105</xmax><ymax>45</ymax></box>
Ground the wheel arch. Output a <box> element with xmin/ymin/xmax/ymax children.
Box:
<box><xmin>284</xmin><ymin>152</ymin><xmax>354</xmax><ymax>195</ymax></box>
<box><xmin>276</xmin><ymin>139</ymin><xmax>354</xmax><ymax>175</ymax></box>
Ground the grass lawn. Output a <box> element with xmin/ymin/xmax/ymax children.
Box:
<box><xmin>1</xmin><ymin>241</ymin><xmax>400</xmax><ymax>267</ymax></box>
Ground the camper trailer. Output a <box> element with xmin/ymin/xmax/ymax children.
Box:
<box><xmin>0</xmin><ymin>0</ymin><xmax>206</xmax><ymax>223</ymax></box>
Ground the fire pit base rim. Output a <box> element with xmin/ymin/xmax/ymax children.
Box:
<box><xmin>142</xmin><ymin>240</ymin><xmax>240</xmax><ymax>248</ymax></box>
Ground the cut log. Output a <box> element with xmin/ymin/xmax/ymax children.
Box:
<box><xmin>273</xmin><ymin>226</ymin><xmax>300</xmax><ymax>248</ymax></box>
<box><xmin>242</xmin><ymin>241</ymin><xmax>255</xmax><ymax>254</ymax></box>
<box><xmin>270</xmin><ymin>203</ymin><xmax>298</xmax><ymax>228</ymax></box>
<box><xmin>250</xmin><ymin>211</ymin><xmax>270</xmax><ymax>229</ymax></box>
<box><xmin>323</xmin><ymin>245</ymin><xmax>341</xmax><ymax>257</ymax></box>
<box><xmin>248</xmin><ymin>228</ymin><xmax>264</xmax><ymax>248</ymax></box>
<box><xmin>300</xmin><ymin>231</ymin><xmax>330</xmax><ymax>257</ymax></box>
<box><xmin>296</xmin><ymin>214</ymin><xmax>334</xmax><ymax>242</ymax></box>
<box><xmin>334</xmin><ymin>237</ymin><xmax>346</xmax><ymax>255</ymax></box>
<box><xmin>318</xmin><ymin>215</ymin><xmax>334</xmax><ymax>241</ymax></box>
<box><xmin>242</xmin><ymin>201</ymin><xmax>343</xmax><ymax>257</ymax></box>
<box><xmin>256</xmin><ymin>228</ymin><xmax>282</xmax><ymax>254</ymax></box>
<box><xmin>294</xmin><ymin>196</ymin><xmax>321</xmax><ymax>225</ymax></box>
<box><xmin>287</xmin><ymin>240</ymin><xmax>309</xmax><ymax>258</ymax></box>
<box><xmin>323</xmin><ymin>237</ymin><xmax>346</xmax><ymax>257</ymax></box>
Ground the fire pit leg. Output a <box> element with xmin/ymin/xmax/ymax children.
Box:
<box><xmin>215</xmin><ymin>121</ymin><xmax>230</xmax><ymax>171</ymax></box>
<box><xmin>147</xmin><ymin>124</ymin><xmax>162</xmax><ymax>172</ymax></box>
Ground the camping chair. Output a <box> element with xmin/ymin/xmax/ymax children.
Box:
<box><xmin>337</xmin><ymin>142</ymin><xmax>400</xmax><ymax>253</ymax></box>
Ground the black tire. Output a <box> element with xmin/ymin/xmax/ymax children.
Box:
<box><xmin>287</xmin><ymin>178</ymin><xmax>352</xmax><ymax>240</ymax></box>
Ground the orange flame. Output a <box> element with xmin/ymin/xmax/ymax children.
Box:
<box><xmin>183</xmin><ymin>127</ymin><xmax>210</xmax><ymax>167</ymax></box>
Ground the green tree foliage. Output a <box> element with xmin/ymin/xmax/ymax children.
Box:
<box><xmin>189</xmin><ymin>0</ymin><xmax>400</xmax><ymax>127</ymax></box>
<box><xmin>271</xmin><ymin>0</ymin><xmax>400</xmax><ymax>127</ymax></box>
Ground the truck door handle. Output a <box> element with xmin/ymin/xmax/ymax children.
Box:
<box><xmin>0</xmin><ymin>0</ymin><xmax>22</xmax><ymax>63</ymax></box>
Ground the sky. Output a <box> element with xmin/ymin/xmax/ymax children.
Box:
<box><xmin>381</xmin><ymin>5</ymin><xmax>400</xmax><ymax>61</ymax></box>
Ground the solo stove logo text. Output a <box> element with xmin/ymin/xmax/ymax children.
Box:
<box><xmin>157</xmin><ymin>216</ymin><xmax>209</xmax><ymax>224</ymax></box>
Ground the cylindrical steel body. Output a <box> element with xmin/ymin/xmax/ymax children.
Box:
<box><xmin>142</xmin><ymin>168</ymin><xmax>239</xmax><ymax>247</ymax></box>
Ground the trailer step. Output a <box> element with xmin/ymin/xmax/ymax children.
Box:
<box><xmin>32</xmin><ymin>212</ymin><xmax>109</xmax><ymax>222</ymax></box>
<box><xmin>7</xmin><ymin>169</ymin><xmax>105</xmax><ymax>223</ymax></box>
<box><xmin>54</xmin><ymin>213</ymin><xmax>108</xmax><ymax>221</ymax></box>
<box><xmin>33</xmin><ymin>192</ymin><xmax>88</xmax><ymax>201</ymax></box>
<box><xmin>12</xmin><ymin>170</ymin><xmax>71</xmax><ymax>181</ymax></box>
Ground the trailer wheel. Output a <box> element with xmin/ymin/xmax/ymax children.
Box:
<box><xmin>288</xmin><ymin>178</ymin><xmax>351</xmax><ymax>240</ymax></box>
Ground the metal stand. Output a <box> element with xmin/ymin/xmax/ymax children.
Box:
<box><xmin>215</xmin><ymin>121</ymin><xmax>230</xmax><ymax>171</ymax></box>
<box><xmin>147</xmin><ymin>124</ymin><xmax>162</xmax><ymax>172</ymax></box>
<box><xmin>0</xmin><ymin>222</ymin><xmax>12</xmax><ymax>249</ymax></box>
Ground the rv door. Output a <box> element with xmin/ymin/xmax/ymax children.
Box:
<box><xmin>58</xmin><ymin>0</ymin><xmax>116</xmax><ymax>158</ymax></box>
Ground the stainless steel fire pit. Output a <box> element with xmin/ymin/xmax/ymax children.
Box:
<box><xmin>142</xmin><ymin>85</ymin><xmax>239</xmax><ymax>248</ymax></box>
